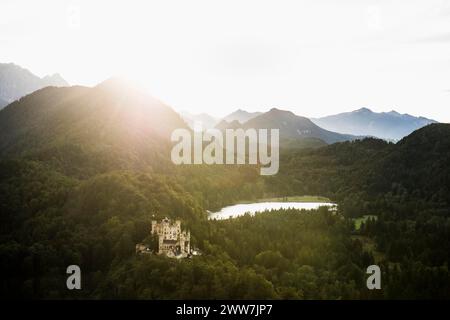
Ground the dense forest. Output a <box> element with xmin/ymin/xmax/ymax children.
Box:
<box><xmin>0</xmin><ymin>84</ymin><xmax>449</xmax><ymax>299</ymax></box>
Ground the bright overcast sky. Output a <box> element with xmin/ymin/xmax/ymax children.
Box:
<box><xmin>1</xmin><ymin>0</ymin><xmax>450</xmax><ymax>121</ymax></box>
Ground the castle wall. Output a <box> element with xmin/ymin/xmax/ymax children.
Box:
<box><xmin>151</xmin><ymin>218</ymin><xmax>191</xmax><ymax>258</ymax></box>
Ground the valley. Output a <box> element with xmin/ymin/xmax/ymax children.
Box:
<box><xmin>0</xmin><ymin>80</ymin><xmax>449</xmax><ymax>299</ymax></box>
<box><xmin>1</xmin><ymin>0</ymin><xmax>450</xmax><ymax>305</ymax></box>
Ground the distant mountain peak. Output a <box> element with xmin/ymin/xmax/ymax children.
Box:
<box><xmin>268</xmin><ymin>107</ymin><xmax>282</xmax><ymax>113</ymax></box>
<box><xmin>0</xmin><ymin>62</ymin><xmax>68</xmax><ymax>109</ymax></box>
<box><xmin>41</xmin><ymin>73</ymin><xmax>69</xmax><ymax>87</ymax></box>
<box><xmin>94</xmin><ymin>77</ymin><xmax>155</xmax><ymax>101</ymax></box>
<box><xmin>312</xmin><ymin>107</ymin><xmax>437</xmax><ymax>140</ymax></box>
<box><xmin>180</xmin><ymin>111</ymin><xmax>218</xmax><ymax>130</ymax></box>
<box><xmin>95</xmin><ymin>76</ymin><xmax>133</xmax><ymax>90</ymax></box>
<box><xmin>355</xmin><ymin>107</ymin><xmax>372</xmax><ymax>113</ymax></box>
<box><xmin>217</xmin><ymin>107</ymin><xmax>357</xmax><ymax>144</ymax></box>
<box><xmin>222</xmin><ymin>109</ymin><xmax>262</xmax><ymax>124</ymax></box>
<box><xmin>42</xmin><ymin>72</ymin><xmax>67</xmax><ymax>83</ymax></box>
<box><xmin>267</xmin><ymin>107</ymin><xmax>295</xmax><ymax>115</ymax></box>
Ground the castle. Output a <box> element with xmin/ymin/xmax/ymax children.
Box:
<box><xmin>150</xmin><ymin>217</ymin><xmax>191</xmax><ymax>258</ymax></box>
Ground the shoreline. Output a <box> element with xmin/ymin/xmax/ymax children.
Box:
<box><xmin>235</xmin><ymin>195</ymin><xmax>331</xmax><ymax>204</ymax></box>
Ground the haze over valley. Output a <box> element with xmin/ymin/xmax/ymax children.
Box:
<box><xmin>1</xmin><ymin>0</ymin><xmax>450</xmax><ymax>301</ymax></box>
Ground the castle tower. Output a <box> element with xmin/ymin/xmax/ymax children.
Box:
<box><xmin>150</xmin><ymin>218</ymin><xmax>191</xmax><ymax>258</ymax></box>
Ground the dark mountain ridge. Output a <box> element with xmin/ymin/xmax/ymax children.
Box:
<box><xmin>217</xmin><ymin>107</ymin><xmax>359</xmax><ymax>145</ymax></box>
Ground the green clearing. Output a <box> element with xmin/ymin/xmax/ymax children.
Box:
<box><xmin>353</xmin><ymin>214</ymin><xmax>378</xmax><ymax>230</ymax></box>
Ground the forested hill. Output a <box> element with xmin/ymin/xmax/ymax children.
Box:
<box><xmin>269</xmin><ymin>123</ymin><xmax>450</xmax><ymax>216</ymax></box>
<box><xmin>386</xmin><ymin>123</ymin><xmax>450</xmax><ymax>207</ymax></box>
<box><xmin>0</xmin><ymin>78</ymin><xmax>189</xmax><ymax>176</ymax></box>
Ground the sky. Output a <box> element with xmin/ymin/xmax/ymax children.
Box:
<box><xmin>1</xmin><ymin>0</ymin><xmax>450</xmax><ymax>121</ymax></box>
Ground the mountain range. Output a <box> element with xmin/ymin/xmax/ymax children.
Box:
<box><xmin>180</xmin><ymin>111</ymin><xmax>218</xmax><ymax>130</ymax></box>
<box><xmin>1</xmin><ymin>62</ymin><xmax>435</xmax><ymax>142</ymax></box>
<box><xmin>0</xmin><ymin>62</ymin><xmax>68</xmax><ymax>109</ymax></box>
<box><xmin>216</xmin><ymin>108</ymin><xmax>359</xmax><ymax>146</ymax></box>
<box><xmin>222</xmin><ymin>109</ymin><xmax>262</xmax><ymax>123</ymax></box>
<box><xmin>183</xmin><ymin>106</ymin><xmax>438</xmax><ymax>142</ymax></box>
<box><xmin>311</xmin><ymin>107</ymin><xmax>437</xmax><ymax>141</ymax></box>
<box><xmin>180</xmin><ymin>109</ymin><xmax>261</xmax><ymax>131</ymax></box>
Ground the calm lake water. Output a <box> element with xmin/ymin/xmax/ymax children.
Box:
<box><xmin>208</xmin><ymin>201</ymin><xmax>336</xmax><ymax>220</ymax></box>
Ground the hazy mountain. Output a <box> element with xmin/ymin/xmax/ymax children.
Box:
<box><xmin>0</xmin><ymin>78</ymin><xmax>187</xmax><ymax>173</ymax></box>
<box><xmin>215</xmin><ymin>119</ymin><xmax>243</xmax><ymax>131</ymax></box>
<box><xmin>217</xmin><ymin>108</ymin><xmax>358</xmax><ymax>145</ymax></box>
<box><xmin>222</xmin><ymin>109</ymin><xmax>262</xmax><ymax>124</ymax></box>
<box><xmin>180</xmin><ymin>111</ymin><xmax>218</xmax><ymax>130</ymax></box>
<box><xmin>0</xmin><ymin>97</ymin><xmax>7</xmax><ymax>109</ymax></box>
<box><xmin>0</xmin><ymin>62</ymin><xmax>68</xmax><ymax>109</ymax></box>
<box><xmin>312</xmin><ymin>107</ymin><xmax>437</xmax><ymax>141</ymax></box>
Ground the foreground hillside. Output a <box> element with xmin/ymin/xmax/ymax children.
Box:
<box><xmin>0</xmin><ymin>83</ymin><xmax>449</xmax><ymax>299</ymax></box>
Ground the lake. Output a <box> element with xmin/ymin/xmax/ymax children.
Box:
<box><xmin>208</xmin><ymin>201</ymin><xmax>336</xmax><ymax>220</ymax></box>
